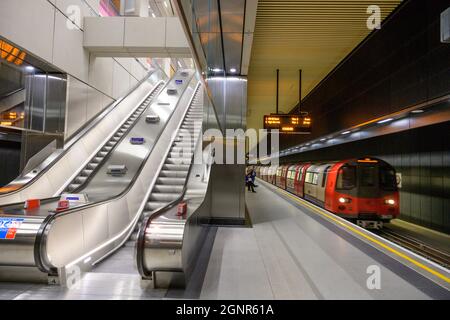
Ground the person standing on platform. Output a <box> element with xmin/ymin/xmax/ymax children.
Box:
<box><xmin>246</xmin><ymin>171</ymin><xmax>256</xmax><ymax>193</ymax></box>
<box><xmin>251</xmin><ymin>167</ymin><xmax>258</xmax><ymax>188</ymax></box>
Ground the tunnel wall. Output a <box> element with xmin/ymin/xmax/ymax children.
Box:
<box><xmin>282</xmin><ymin>121</ymin><xmax>450</xmax><ymax>234</ymax></box>
<box><xmin>283</xmin><ymin>0</ymin><xmax>450</xmax><ymax>149</ymax></box>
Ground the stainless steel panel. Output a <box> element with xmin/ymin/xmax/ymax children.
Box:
<box><xmin>224</xmin><ymin>76</ymin><xmax>247</xmax><ymax>130</ymax></box>
<box><xmin>45</xmin><ymin>74</ymin><xmax>67</xmax><ymax>134</ymax></box>
<box><xmin>26</xmin><ymin>74</ymin><xmax>46</xmax><ymax>132</ymax></box>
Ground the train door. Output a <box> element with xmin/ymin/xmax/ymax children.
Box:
<box><xmin>295</xmin><ymin>164</ymin><xmax>308</xmax><ymax>197</ymax></box>
<box><xmin>316</xmin><ymin>165</ymin><xmax>332</xmax><ymax>204</ymax></box>
<box><xmin>357</xmin><ymin>163</ymin><xmax>380</xmax><ymax>213</ymax></box>
<box><xmin>281</xmin><ymin>165</ymin><xmax>289</xmax><ymax>189</ymax></box>
<box><xmin>304</xmin><ymin>166</ymin><xmax>319</xmax><ymax>201</ymax></box>
<box><xmin>286</xmin><ymin>165</ymin><xmax>297</xmax><ymax>193</ymax></box>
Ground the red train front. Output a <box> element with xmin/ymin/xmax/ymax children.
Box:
<box><xmin>254</xmin><ymin>157</ymin><xmax>400</xmax><ymax>228</ymax></box>
<box><xmin>323</xmin><ymin>158</ymin><xmax>400</xmax><ymax>227</ymax></box>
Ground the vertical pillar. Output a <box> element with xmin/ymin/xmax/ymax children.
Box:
<box><xmin>135</xmin><ymin>0</ymin><xmax>149</xmax><ymax>17</ymax></box>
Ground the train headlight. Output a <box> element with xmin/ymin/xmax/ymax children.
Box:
<box><xmin>385</xmin><ymin>199</ymin><xmax>396</xmax><ymax>205</ymax></box>
<box><xmin>339</xmin><ymin>197</ymin><xmax>351</xmax><ymax>204</ymax></box>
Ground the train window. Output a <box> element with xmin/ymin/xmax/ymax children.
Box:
<box><xmin>305</xmin><ymin>172</ymin><xmax>313</xmax><ymax>184</ymax></box>
<box><xmin>312</xmin><ymin>173</ymin><xmax>319</xmax><ymax>185</ymax></box>
<box><xmin>336</xmin><ymin>166</ymin><xmax>356</xmax><ymax>190</ymax></box>
<box><xmin>322</xmin><ymin>166</ymin><xmax>331</xmax><ymax>188</ymax></box>
<box><xmin>380</xmin><ymin>166</ymin><xmax>397</xmax><ymax>191</ymax></box>
<box><xmin>288</xmin><ymin>170</ymin><xmax>294</xmax><ymax>179</ymax></box>
<box><xmin>360</xmin><ymin>166</ymin><xmax>377</xmax><ymax>187</ymax></box>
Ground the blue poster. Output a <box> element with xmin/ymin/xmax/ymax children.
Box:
<box><xmin>0</xmin><ymin>218</ymin><xmax>24</xmax><ymax>240</ymax></box>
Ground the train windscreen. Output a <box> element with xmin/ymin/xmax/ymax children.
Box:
<box><xmin>360</xmin><ymin>166</ymin><xmax>377</xmax><ymax>187</ymax></box>
<box><xmin>380</xmin><ymin>166</ymin><xmax>397</xmax><ymax>191</ymax></box>
<box><xmin>336</xmin><ymin>166</ymin><xmax>356</xmax><ymax>190</ymax></box>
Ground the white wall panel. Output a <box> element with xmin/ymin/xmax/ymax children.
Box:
<box><xmin>83</xmin><ymin>17</ymin><xmax>125</xmax><ymax>49</ymax></box>
<box><xmin>66</xmin><ymin>77</ymin><xmax>88</xmax><ymax>137</ymax></box>
<box><xmin>0</xmin><ymin>0</ymin><xmax>55</xmax><ymax>62</ymax></box>
<box><xmin>88</xmin><ymin>57</ymin><xmax>114</xmax><ymax>97</ymax></box>
<box><xmin>86</xmin><ymin>87</ymin><xmax>104</xmax><ymax>120</ymax></box>
<box><xmin>0</xmin><ymin>0</ymin><xmax>154</xmax><ymax>139</ymax></box>
<box><xmin>124</xmin><ymin>17</ymin><xmax>166</xmax><ymax>50</ymax></box>
<box><xmin>112</xmin><ymin>62</ymin><xmax>131</xmax><ymax>99</ymax></box>
<box><xmin>53</xmin><ymin>11</ymin><xmax>90</xmax><ymax>82</ymax></box>
<box><xmin>55</xmin><ymin>0</ymin><xmax>95</xmax><ymax>29</ymax></box>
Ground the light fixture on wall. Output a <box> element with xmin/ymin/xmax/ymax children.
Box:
<box><xmin>377</xmin><ymin>118</ymin><xmax>393</xmax><ymax>124</ymax></box>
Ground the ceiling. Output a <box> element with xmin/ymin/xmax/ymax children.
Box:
<box><xmin>247</xmin><ymin>0</ymin><xmax>403</xmax><ymax>132</ymax></box>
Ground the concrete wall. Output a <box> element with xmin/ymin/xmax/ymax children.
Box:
<box><xmin>281</xmin><ymin>0</ymin><xmax>450</xmax><ymax>150</ymax></box>
<box><xmin>0</xmin><ymin>0</ymin><xmax>153</xmax><ymax>138</ymax></box>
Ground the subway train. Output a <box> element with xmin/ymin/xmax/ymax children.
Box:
<box><xmin>254</xmin><ymin>157</ymin><xmax>400</xmax><ymax>228</ymax></box>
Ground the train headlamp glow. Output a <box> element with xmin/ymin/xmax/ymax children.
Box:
<box><xmin>385</xmin><ymin>199</ymin><xmax>396</xmax><ymax>205</ymax></box>
<box><xmin>339</xmin><ymin>197</ymin><xmax>350</xmax><ymax>204</ymax></box>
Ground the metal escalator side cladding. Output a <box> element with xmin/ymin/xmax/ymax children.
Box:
<box><xmin>137</xmin><ymin>86</ymin><xmax>206</xmax><ymax>280</ymax></box>
<box><xmin>0</xmin><ymin>70</ymin><xmax>198</xmax><ymax>280</ymax></box>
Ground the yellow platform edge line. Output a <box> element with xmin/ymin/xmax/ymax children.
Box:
<box><xmin>262</xmin><ymin>180</ymin><xmax>450</xmax><ymax>284</ymax></box>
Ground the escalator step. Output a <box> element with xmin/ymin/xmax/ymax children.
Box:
<box><xmin>92</xmin><ymin>157</ymin><xmax>103</xmax><ymax>163</ymax></box>
<box><xmin>81</xmin><ymin>169</ymin><xmax>93</xmax><ymax>176</ymax></box>
<box><xmin>74</xmin><ymin>176</ymin><xmax>88</xmax><ymax>184</ymax></box>
<box><xmin>87</xmin><ymin>163</ymin><xmax>99</xmax><ymax>170</ymax></box>
<box><xmin>159</xmin><ymin>170</ymin><xmax>188</xmax><ymax>178</ymax></box>
<box><xmin>145</xmin><ymin>201</ymin><xmax>169</xmax><ymax>211</ymax></box>
<box><xmin>157</xmin><ymin>177</ymin><xmax>186</xmax><ymax>185</ymax></box>
<box><xmin>67</xmin><ymin>184</ymin><xmax>80</xmax><ymax>192</ymax></box>
<box><xmin>165</xmin><ymin>158</ymin><xmax>192</xmax><ymax>165</ymax></box>
<box><xmin>153</xmin><ymin>184</ymin><xmax>184</xmax><ymax>193</ymax></box>
<box><xmin>149</xmin><ymin>193</ymin><xmax>181</xmax><ymax>202</ymax></box>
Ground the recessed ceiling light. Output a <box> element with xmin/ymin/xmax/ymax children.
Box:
<box><xmin>211</xmin><ymin>68</ymin><xmax>223</xmax><ymax>72</ymax></box>
<box><xmin>411</xmin><ymin>109</ymin><xmax>424</xmax><ymax>114</ymax></box>
<box><xmin>25</xmin><ymin>66</ymin><xmax>35</xmax><ymax>71</ymax></box>
<box><xmin>377</xmin><ymin>118</ymin><xmax>393</xmax><ymax>124</ymax></box>
<box><xmin>320</xmin><ymin>138</ymin><xmax>326</xmax><ymax>142</ymax></box>
<box><xmin>341</xmin><ymin>131</ymin><xmax>351</xmax><ymax>135</ymax></box>
<box><xmin>230</xmin><ymin>68</ymin><xmax>237</xmax><ymax>73</ymax></box>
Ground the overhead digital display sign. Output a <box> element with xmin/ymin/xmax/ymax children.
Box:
<box><xmin>263</xmin><ymin>114</ymin><xmax>312</xmax><ymax>134</ymax></box>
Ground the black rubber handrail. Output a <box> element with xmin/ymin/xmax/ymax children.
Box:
<box><xmin>0</xmin><ymin>69</ymin><xmax>164</xmax><ymax>196</ymax></box>
<box><xmin>33</xmin><ymin>74</ymin><xmax>199</xmax><ymax>274</ymax></box>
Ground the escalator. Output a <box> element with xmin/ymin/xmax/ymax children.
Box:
<box><xmin>0</xmin><ymin>69</ymin><xmax>166</xmax><ymax>204</ymax></box>
<box><xmin>135</xmin><ymin>87</ymin><xmax>218</xmax><ymax>288</ymax></box>
<box><xmin>64</xmin><ymin>87</ymin><xmax>161</xmax><ymax>193</ymax></box>
<box><xmin>89</xmin><ymin>88</ymin><xmax>204</xmax><ymax>276</ymax></box>
<box><xmin>144</xmin><ymin>92</ymin><xmax>203</xmax><ymax>212</ymax></box>
<box><xmin>0</xmin><ymin>70</ymin><xmax>199</xmax><ymax>283</ymax></box>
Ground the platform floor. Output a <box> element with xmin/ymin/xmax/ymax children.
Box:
<box><xmin>0</xmin><ymin>180</ymin><xmax>449</xmax><ymax>300</ymax></box>
<box><xmin>201</xmin><ymin>180</ymin><xmax>449</xmax><ymax>299</ymax></box>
